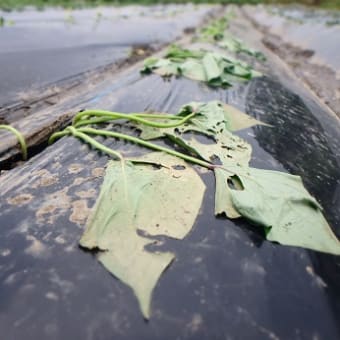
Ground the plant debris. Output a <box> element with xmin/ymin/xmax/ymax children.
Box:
<box><xmin>141</xmin><ymin>45</ymin><xmax>262</xmax><ymax>88</ymax></box>
<box><xmin>49</xmin><ymin>100</ymin><xmax>340</xmax><ymax>318</ymax></box>
<box><xmin>200</xmin><ymin>16</ymin><xmax>266</xmax><ymax>61</ymax></box>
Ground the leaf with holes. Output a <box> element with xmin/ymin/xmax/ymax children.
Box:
<box><xmin>136</xmin><ymin>101</ymin><xmax>257</xmax><ymax>219</ymax></box>
<box><xmin>138</xmin><ymin>101</ymin><xmax>265</xmax><ymax>141</ymax></box>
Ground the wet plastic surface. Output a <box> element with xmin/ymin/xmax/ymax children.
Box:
<box><xmin>0</xmin><ymin>72</ymin><xmax>339</xmax><ymax>339</ymax></box>
<box><xmin>0</xmin><ymin>5</ymin><xmax>211</xmax><ymax>105</ymax></box>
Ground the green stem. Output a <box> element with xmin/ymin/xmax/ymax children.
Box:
<box><xmin>73</xmin><ymin>110</ymin><xmax>195</xmax><ymax>128</ymax></box>
<box><xmin>0</xmin><ymin>125</ymin><xmax>27</xmax><ymax>160</ymax></box>
<box><xmin>74</xmin><ymin>117</ymin><xmax>118</xmax><ymax>128</ymax></box>
<box><xmin>133</xmin><ymin>113</ymin><xmax>183</xmax><ymax>120</ymax></box>
<box><xmin>48</xmin><ymin>130</ymin><xmax>70</xmax><ymax>144</ymax></box>
<box><xmin>65</xmin><ymin>127</ymin><xmax>123</xmax><ymax>160</ymax></box>
<box><xmin>79</xmin><ymin>127</ymin><xmax>213</xmax><ymax>169</ymax></box>
<box><xmin>74</xmin><ymin>113</ymin><xmax>185</xmax><ymax>128</ymax></box>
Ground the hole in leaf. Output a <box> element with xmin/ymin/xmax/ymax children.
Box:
<box><xmin>172</xmin><ymin>165</ymin><xmax>186</xmax><ymax>170</ymax></box>
<box><xmin>209</xmin><ymin>154</ymin><xmax>222</xmax><ymax>165</ymax></box>
<box><xmin>151</xmin><ymin>164</ymin><xmax>162</xmax><ymax>170</ymax></box>
<box><xmin>227</xmin><ymin>175</ymin><xmax>244</xmax><ymax>191</ymax></box>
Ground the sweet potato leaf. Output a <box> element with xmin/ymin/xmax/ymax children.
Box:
<box><xmin>199</xmin><ymin>17</ymin><xmax>266</xmax><ymax>61</ymax></box>
<box><xmin>184</xmin><ymin>134</ymin><xmax>251</xmax><ymax>219</ymax></box>
<box><xmin>141</xmin><ymin>46</ymin><xmax>262</xmax><ymax>88</ymax></box>
<box><xmin>79</xmin><ymin>152</ymin><xmax>205</xmax><ymax>318</ymax></box>
<box><xmin>229</xmin><ymin>168</ymin><xmax>340</xmax><ymax>255</ymax></box>
<box><xmin>138</xmin><ymin>101</ymin><xmax>265</xmax><ymax>140</ymax></box>
<box><xmin>135</xmin><ymin>101</ymin><xmax>258</xmax><ymax>220</ymax></box>
<box><xmin>222</xmin><ymin>104</ymin><xmax>270</xmax><ymax>131</ymax></box>
<box><xmin>218</xmin><ymin>36</ymin><xmax>266</xmax><ymax>61</ymax></box>
<box><xmin>134</xmin><ymin>104</ymin><xmax>339</xmax><ymax>255</ymax></box>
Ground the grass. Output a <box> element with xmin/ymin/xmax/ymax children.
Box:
<box><xmin>0</xmin><ymin>0</ymin><xmax>340</xmax><ymax>11</ymax></box>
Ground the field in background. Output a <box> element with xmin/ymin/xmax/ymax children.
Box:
<box><xmin>1</xmin><ymin>0</ymin><xmax>340</xmax><ymax>11</ymax></box>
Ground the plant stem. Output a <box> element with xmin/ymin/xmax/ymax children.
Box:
<box><xmin>79</xmin><ymin>127</ymin><xmax>213</xmax><ymax>169</ymax></box>
<box><xmin>48</xmin><ymin>130</ymin><xmax>70</xmax><ymax>144</ymax></box>
<box><xmin>74</xmin><ymin>113</ymin><xmax>185</xmax><ymax>128</ymax></box>
<box><xmin>65</xmin><ymin>126</ymin><xmax>123</xmax><ymax>160</ymax></box>
<box><xmin>0</xmin><ymin>124</ymin><xmax>27</xmax><ymax>160</ymax></box>
<box><xmin>73</xmin><ymin>110</ymin><xmax>195</xmax><ymax>128</ymax></box>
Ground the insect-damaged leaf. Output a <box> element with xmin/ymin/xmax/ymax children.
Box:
<box><xmin>136</xmin><ymin>101</ymin><xmax>258</xmax><ymax>220</ymax></box>
<box><xmin>79</xmin><ymin>152</ymin><xmax>205</xmax><ymax>318</ymax></box>
<box><xmin>222</xmin><ymin>104</ymin><xmax>270</xmax><ymax>132</ymax></box>
<box><xmin>134</xmin><ymin>104</ymin><xmax>340</xmax><ymax>255</ymax></box>
<box><xmin>186</xmin><ymin>136</ymin><xmax>340</xmax><ymax>254</ymax></box>
<box><xmin>229</xmin><ymin>168</ymin><xmax>340</xmax><ymax>255</ymax></box>
<box><xmin>183</xmin><ymin>133</ymin><xmax>251</xmax><ymax>220</ymax></box>
<box><xmin>138</xmin><ymin>101</ymin><xmax>265</xmax><ymax>140</ymax></box>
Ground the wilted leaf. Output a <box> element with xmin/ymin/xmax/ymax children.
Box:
<box><xmin>80</xmin><ymin>152</ymin><xmax>205</xmax><ymax>318</ymax></box>
<box><xmin>223</xmin><ymin>104</ymin><xmax>269</xmax><ymax>131</ymax></box>
<box><xmin>218</xmin><ymin>36</ymin><xmax>266</xmax><ymax>61</ymax></box>
<box><xmin>184</xmin><ymin>133</ymin><xmax>251</xmax><ymax>219</ymax></box>
<box><xmin>141</xmin><ymin>46</ymin><xmax>261</xmax><ymax>88</ymax></box>
<box><xmin>229</xmin><ymin>168</ymin><xmax>340</xmax><ymax>255</ymax></box>
<box><xmin>138</xmin><ymin>101</ymin><xmax>265</xmax><ymax>141</ymax></box>
<box><xmin>181</xmin><ymin>60</ymin><xmax>206</xmax><ymax>81</ymax></box>
<box><xmin>142</xmin><ymin>58</ymin><xmax>180</xmax><ymax>77</ymax></box>
<box><xmin>214</xmin><ymin>168</ymin><xmax>241</xmax><ymax>218</ymax></box>
<box><xmin>136</xmin><ymin>101</ymin><xmax>258</xmax><ymax>220</ymax></box>
<box><xmin>199</xmin><ymin>17</ymin><xmax>266</xmax><ymax>61</ymax></box>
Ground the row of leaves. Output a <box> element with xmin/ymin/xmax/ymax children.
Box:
<box><xmin>140</xmin><ymin>15</ymin><xmax>265</xmax><ymax>88</ymax></box>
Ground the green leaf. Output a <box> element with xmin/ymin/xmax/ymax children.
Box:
<box><xmin>229</xmin><ymin>168</ymin><xmax>340</xmax><ymax>255</ymax></box>
<box><xmin>135</xmin><ymin>101</ymin><xmax>263</xmax><ymax>221</ymax></box>
<box><xmin>138</xmin><ymin>101</ymin><xmax>265</xmax><ymax>141</ymax></box>
<box><xmin>138</xmin><ymin>101</ymin><xmax>227</xmax><ymax>140</ymax></box>
<box><xmin>183</xmin><ymin>133</ymin><xmax>252</xmax><ymax>219</ymax></box>
<box><xmin>140</xmin><ymin>45</ymin><xmax>262</xmax><ymax>88</ymax></box>
<box><xmin>202</xmin><ymin>53</ymin><xmax>221</xmax><ymax>82</ymax></box>
<box><xmin>200</xmin><ymin>16</ymin><xmax>230</xmax><ymax>41</ymax></box>
<box><xmin>214</xmin><ymin>168</ymin><xmax>242</xmax><ymax>218</ymax></box>
<box><xmin>222</xmin><ymin>104</ymin><xmax>270</xmax><ymax>132</ymax></box>
<box><xmin>80</xmin><ymin>152</ymin><xmax>205</xmax><ymax>318</ymax></box>
<box><xmin>180</xmin><ymin>59</ymin><xmax>206</xmax><ymax>81</ymax></box>
<box><xmin>165</xmin><ymin>44</ymin><xmax>204</xmax><ymax>61</ymax></box>
<box><xmin>142</xmin><ymin>58</ymin><xmax>180</xmax><ymax>77</ymax></box>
